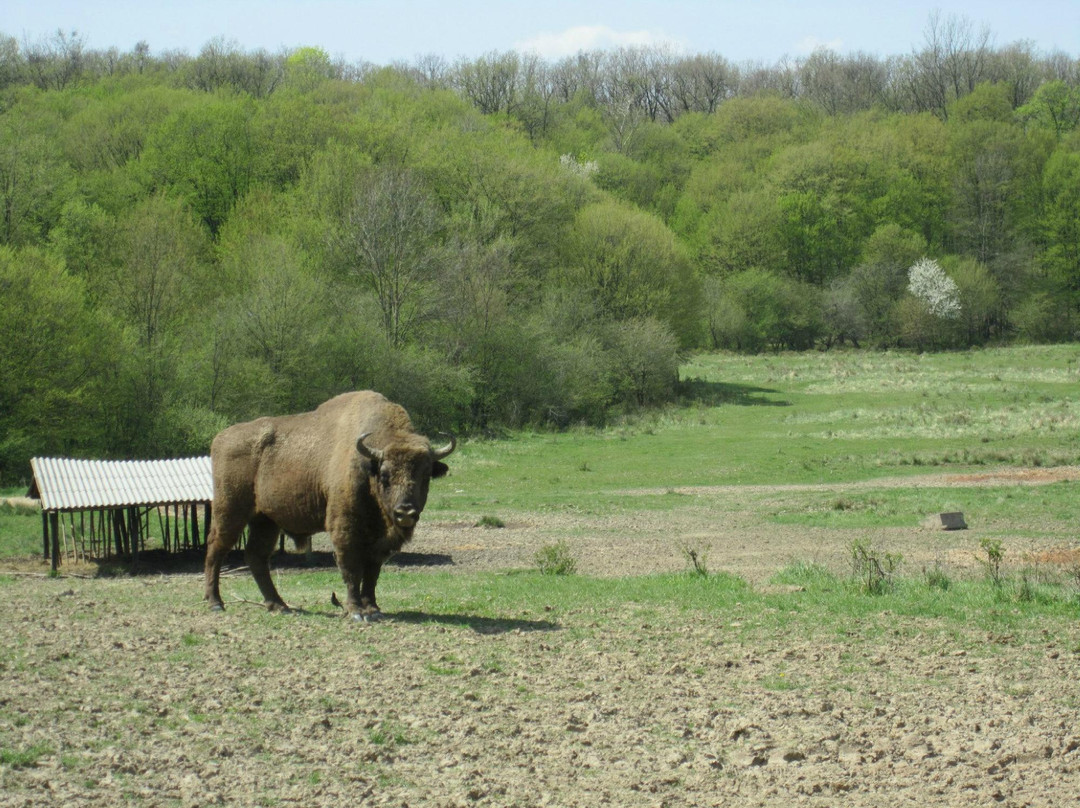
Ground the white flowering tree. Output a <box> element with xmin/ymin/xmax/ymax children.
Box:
<box><xmin>899</xmin><ymin>258</ymin><xmax>962</xmax><ymax>349</ymax></box>
<box><xmin>559</xmin><ymin>153</ymin><xmax>598</xmax><ymax>179</ymax></box>
<box><xmin>908</xmin><ymin>258</ymin><xmax>961</xmax><ymax>320</ymax></box>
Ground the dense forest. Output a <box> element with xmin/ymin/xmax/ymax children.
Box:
<box><xmin>1</xmin><ymin>17</ymin><xmax>1079</xmax><ymax>481</ymax></box>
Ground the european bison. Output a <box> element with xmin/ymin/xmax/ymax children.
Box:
<box><xmin>203</xmin><ymin>391</ymin><xmax>455</xmax><ymax>619</ymax></box>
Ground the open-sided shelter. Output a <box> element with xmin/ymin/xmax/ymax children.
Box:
<box><xmin>28</xmin><ymin>457</ymin><xmax>213</xmax><ymax>570</ymax></box>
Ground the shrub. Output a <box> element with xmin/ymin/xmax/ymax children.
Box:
<box><xmin>681</xmin><ymin>545</ymin><xmax>710</xmax><ymax>577</ymax></box>
<box><xmin>710</xmin><ymin>268</ymin><xmax>823</xmax><ymax>352</ymax></box>
<box><xmin>850</xmin><ymin>539</ymin><xmax>902</xmax><ymax>595</ymax></box>
<box><xmin>534</xmin><ymin>541</ymin><xmax>577</xmax><ymax>575</ymax></box>
<box><xmin>978</xmin><ymin>538</ymin><xmax>1006</xmax><ymax>588</ymax></box>
<box><xmin>1012</xmin><ymin>291</ymin><xmax>1077</xmax><ymax>343</ymax></box>
<box><xmin>601</xmin><ymin>317</ymin><xmax>680</xmax><ymax>408</ymax></box>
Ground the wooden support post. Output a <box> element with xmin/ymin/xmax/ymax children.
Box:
<box><xmin>42</xmin><ymin>512</ymin><xmax>49</xmax><ymax>561</ymax></box>
<box><xmin>128</xmin><ymin>507</ymin><xmax>139</xmax><ymax>561</ymax></box>
<box><xmin>112</xmin><ymin>510</ymin><xmax>123</xmax><ymax>557</ymax></box>
<box><xmin>49</xmin><ymin>512</ymin><xmax>60</xmax><ymax>571</ymax></box>
<box><xmin>190</xmin><ymin>504</ymin><xmax>199</xmax><ymax>550</ymax></box>
<box><xmin>203</xmin><ymin>504</ymin><xmax>211</xmax><ymax>544</ymax></box>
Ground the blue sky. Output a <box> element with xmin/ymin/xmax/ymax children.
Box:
<box><xmin>5</xmin><ymin>1</ymin><xmax>1079</xmax><ymax>64</ymax></box>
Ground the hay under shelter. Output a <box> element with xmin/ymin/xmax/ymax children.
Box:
<box><xmin>28</xmin><ymin>457</ymin><xmax>212</xmax><ymax>570</ymax></box>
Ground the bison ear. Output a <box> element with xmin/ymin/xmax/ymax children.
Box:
<box><xmin>431</xmin><ymin>460</ymin><xmax>449</xmax><ymax>479</ymax></box>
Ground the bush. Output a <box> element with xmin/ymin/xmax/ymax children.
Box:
<box><xmin>850</xmin><ymin>539</ymin><xmax>902</xmax><ymax>595</ymax></box>
<box><xmin>536</xmin><ymin>333</ymin><xmax>613</xmax><ymax>426</ymax></box>
<box><xmin>601</xmin><ymin>317</ymin><xmax>680</xmax><ymax>408</ymax></box>
<box><xmin>946</xmin><ymin>256</ymin><xmax>1001</xmax><ymax>345</ymax></box>
<box><xmin>1012</xmin><ymin>291</ymin><xmax>1077</xmax><ymax>343</ymax></box>
<box><xmin>708</xmin><ymin>269</ymin><xmax>823</xmax><ymax>352</ymax></box>
<box><xmin>534</xmin><ymin>541</ymin><xmax>577</xmax><ymax>575</ymax></box>
<box><xmin>374</xmin><ymin>345</ymin><xmax>475</xmax><ymax>434</ymax></box>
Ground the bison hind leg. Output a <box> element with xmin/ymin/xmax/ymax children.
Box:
<box><xmin>205</xmin><ymin>515</ymin><xmax>248</xmax><ymax>611</ymax></box>
<box><xmin>246</xmin><ymin>516</ymin><xmax>291</xmax><ymax>612</ymax></box>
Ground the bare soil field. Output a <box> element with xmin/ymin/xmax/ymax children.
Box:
<box><xmin>2</xmin><ymin>468</ymin><xmax>1079</xmax><ymax>807</ymax></box>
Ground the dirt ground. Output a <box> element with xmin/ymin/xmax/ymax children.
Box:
<box><xmin>411</xmin><ymin>465</ymin><xmax>1080</xmax><ymax>582</ymax></box>
<box><xmin>2</xmin><ymin>468</ymin><xmax>1079</xmax><ymax>807</ymax></box>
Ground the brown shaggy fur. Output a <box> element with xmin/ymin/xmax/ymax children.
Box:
<box><xmin>203</xmin><ymin>391</ymin><xmax>452</xmax><ymax>618</ymax></box>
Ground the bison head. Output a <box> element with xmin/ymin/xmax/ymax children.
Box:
<box><xmin>356</xmin><ymin>432</ymin><xmax>454</xmax><ymax>531</ymax></box>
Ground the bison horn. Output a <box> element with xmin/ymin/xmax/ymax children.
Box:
<box><xmin>432</xmin><ymin>432</ymin><xmax>456</xmax><ymax>460</ymax></box>
<box><xmin>356</xmin><ymin>433</ymin><xmax>384</xmax><ymax>463</ymax></box>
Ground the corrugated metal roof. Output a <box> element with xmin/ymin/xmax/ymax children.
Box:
<box><xmin>30</xmin><ymin>457</ymin><xmax>213</xmax><ymax>512</ymax></box>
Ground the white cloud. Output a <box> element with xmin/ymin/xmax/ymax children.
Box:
<box><xmin>795</xmin><ymin>35</ymin><xmax>845</xmax><ymax>54</ymax></box>
<box><xmin>516</xmin><ymin>25</ymin><xmax>682</xmax><ymax>59</ymax></box>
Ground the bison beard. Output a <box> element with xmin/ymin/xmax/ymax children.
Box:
<box><xmin>203</xmin><ymin>391</ymin><xmax>454</xmax><ymax>620</ymax></box>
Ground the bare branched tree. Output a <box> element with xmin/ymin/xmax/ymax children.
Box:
<box><xmin>340</xmin><ymin>167</ymin><xmax>443</xmax><ymax>348</ymax></box>
<box><xmin>23</xmin><ymin>29</ymin><xmax>85</xmax><ymax>91</ymax></box>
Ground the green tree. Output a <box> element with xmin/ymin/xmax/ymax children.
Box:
<box><xmin>711</xmin><ymin>268</ymin><xmax>823</xmax><ymax>352</ymax></box>
<box><xmin>141</xmin><ymin>94</ymin><xmax>259</xmax><ymax>235</ymax></box>
<box><xmin>107</xmin><ymin>195</ymin><xmax>209</xmax><ymax>455</ymax></box>
<box><xmin>284</xmin><ymin>46</ymin><xmax>336</xmax><ymax>92</ymax></box>
<box><xmin>0</xmin><ymin>102</ymin><xmax>73</xmax><ymax>245</ymax></box>
<box><xmin>561</xmin><ymin>200</ymin><xmax>699</xmax><ymax>345</ymax></box>
<box><xmin>697</xmin><ymin>187</ymin><xmax>786</xmax><ymax>277</ymax></box>
<box><xmin>0</xmin><ymin>246</ymin><xmax>110</xmax><ymax>480</ymax></box>
<box><xmin>228</xmin><ymin>241</ymin><xmax>331</xmax><ymax>414</ymax></box>
<box><xmin>1040</xmin><ymin>140</ymin><xmax>1080</xmax><ymax>308</ymax></box>
<box><xmin>1017</xmin><ymin>80</ymin><xmax>1080</xmax><ymax>138</ymax></box>
<box><xmin>944</xmin><ymin>255</ymin><xmax>1001</xmax><ymax>344</ymax></box>
<box><xmin>847</xmin><ymin>224</ymin><xmax>929</xmax><ymax>344</ymax></box>
<box><xmin>48</xmin><ymin>198</ymin><xmax>119</xmax><ymax>305</ymax></box>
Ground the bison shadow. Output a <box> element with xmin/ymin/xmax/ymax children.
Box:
<box><xmin>262</xmin><ymin>549</ymin><xmax>456</xmax><ymax>570</ymax></box>
<box><xmin>677</xmin><ymin>378</ymin><xmax>790</xmax><ymax>407</ymax></box>
<box><xmin>388</xmin><ymin>610</ymin><xmax>559</xmax><ymax>634</ymax></box>
<box><xmin>116</xmin><ymin>547</ymin><xmax>454</xmax><ymax>576</ymax></box>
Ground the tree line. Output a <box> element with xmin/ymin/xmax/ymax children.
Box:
<box><xmin>0</xmin><ymin>17</ymin><xmax>1078</xmax><ymax>482</ymax></box>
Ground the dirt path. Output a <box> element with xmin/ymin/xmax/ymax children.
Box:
<box><xmin>408</xmin><ymin>466</ymin><xmax>1080</xmax><ymax>582</ymax></box>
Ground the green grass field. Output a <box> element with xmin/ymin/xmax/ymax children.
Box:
<box><xmin>4</xmin><ymin>345</ymin><xmax>1080</xmax><ymax>601</ymax></box>
<box><xmin>429</xmin><ymin>345</ymin><xmax>1080</xmax><ymax>519</ymax></box>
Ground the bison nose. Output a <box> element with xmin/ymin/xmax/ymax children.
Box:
<box><xmin>394</xmin><ymin>506</ymin><xmax>419</xmax><ymax>528</ymax></box>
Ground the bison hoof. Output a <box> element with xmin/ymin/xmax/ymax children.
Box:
<box><xmin>209</xmin><ymin>603</ymin><xmax>225</xmax><ymax>613</ymax></box>
<box><xmin>351</xmin><ymin>611</ymin><xmax>385</xmax><ymax>623</ymax></box>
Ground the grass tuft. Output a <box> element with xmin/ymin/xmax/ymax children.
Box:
<box><xmin>0</xmin><ymin>744</ymin><xmax>52</xmax><ymax>769</ymax></box>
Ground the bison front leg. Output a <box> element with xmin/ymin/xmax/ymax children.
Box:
<box><xmin>331</xmin><ymin>538</ymin><xmax>384</xmax><ymax>620</ymax></box>
<box><xmin>357</xmin><ymin>561</ymin><xmax>385</xmax><ymax>619</ymax></box>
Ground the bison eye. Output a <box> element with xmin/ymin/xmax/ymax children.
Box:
<box><xmin>379</xmin><ymin>469</ymin><xmax>391</xmax><ymax>488</ymax></box>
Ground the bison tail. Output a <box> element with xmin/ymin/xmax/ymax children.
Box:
<box><xmin>285</xmin><ymin>533</ymin><xmax>311</xmax><ymax>553</ymax></box>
